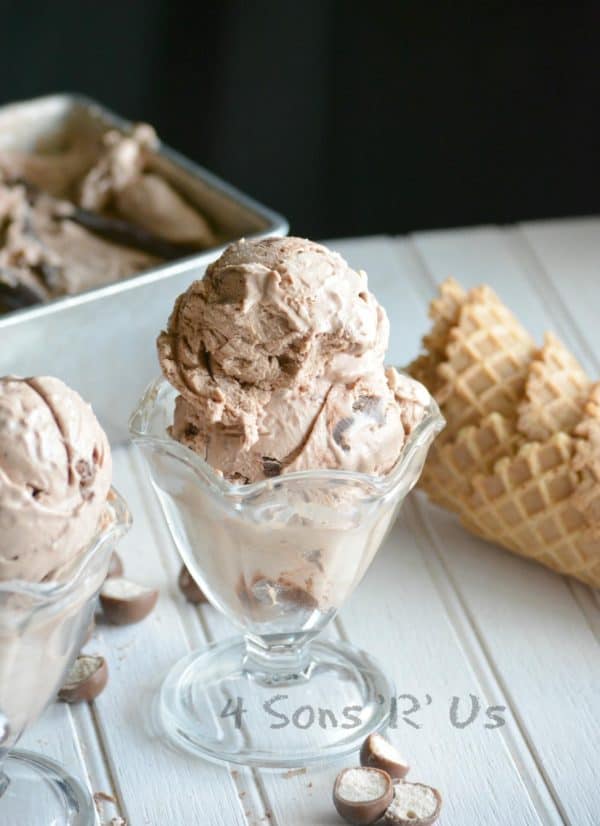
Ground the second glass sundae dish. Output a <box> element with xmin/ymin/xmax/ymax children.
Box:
<box><xmin>130</xmin><ymin>238</ymin><xmax>443</xmax><ymax>767</ymax></box>
<box><xmin>0</xmin><ymin>376</ymin><xmax>131</xmax><ymax>825</ymax></box>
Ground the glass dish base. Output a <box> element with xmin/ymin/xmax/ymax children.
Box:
<box><xmin>158</xmin><ymin>636</ymin><xmax>394</xmax><ymax>768</ymax></box>
<box><xmin>0</xmin><ymin>750</ymin><xmax>94</xmax><ymax>826</ymax></box>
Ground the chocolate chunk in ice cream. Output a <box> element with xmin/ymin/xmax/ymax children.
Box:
<box><xmin>237</xmin><ymin>573</ymin><xmax>319</xmax><ymax>614</ymax></box>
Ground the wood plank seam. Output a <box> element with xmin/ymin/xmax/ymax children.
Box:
<box><xmin>561</xmin><ymin>584</ymin><xmax>600</xmax><ymax>644</ymax></box>
<box><xmin>333</xmin><ymin>616</ymin><xmax>350</xmax><ymax>642</ymax></box>
<box><xmin>60</xmin><ymin>705</ymin><xmax>105</xmax><ymax>826</ymax></box>
<box><xmin>406</xmin><ymin>496</ymin><xmax>568</xmax><ymax>826</ymax></box>
<box><xmin>68</xmin><ymin>702</ymin><xmax>125</xmax><ymax>824</ymax></box>
<box><xmin>82</xmin><ymin>702</ymin><xmax>129</xmax><ymax>824</ymax></box>
<box><xmin>402</xmin><ymin>234</ymin><xmax>440</xmax><ymax>300</ymax></box>
<box><xmin>127</xmin><ymin>451</ymin><xmax>271</xmax><ymax>826</ymax></box>
<box><xmin>564</xmin><ymin>581</ymin><xmax>600</xmax><ymax>646</ymax></box>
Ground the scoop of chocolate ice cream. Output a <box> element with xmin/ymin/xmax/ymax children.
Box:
<box><xmin>0</xmin><ymin>376</ymin><xmax>112</xmax><ymax>582</ymax></box>
<box><xmin>172</xmin><ymin>367</ymin><xmax>430</xmax><ymax>483</ymax></box>
<box><xmin>158</xmin><ymin>237</ymin><xmax>391</xmax><ymax>444</ymax></box>
<box><xmin>158</xmin><ymin>237</ymin><xmax>431</xmax><ymax>483</ymax></box>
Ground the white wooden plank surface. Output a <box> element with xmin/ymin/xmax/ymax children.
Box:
<box><xmin>21</xmin><ymin>221</ymin><xmax>600</xmax><ymax>826</ymax></box>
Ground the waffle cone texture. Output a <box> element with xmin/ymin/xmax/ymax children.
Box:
<box><xmin>410</xmin><ymin>279</ymin><xmax>600</xmax><ymax>588</ymax></box>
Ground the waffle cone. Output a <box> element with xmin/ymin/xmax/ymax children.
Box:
<box><xmin>410</xmin><ymin>281</ymin><xmax>535</xmax><ymax>440</ymax></box>
<box><xmin>464</xmin><ymin>434</ymin><xmax>600</xmax><ymax>588</ymax></box>
<box><xmin>572</xmin><ymin>383</ymin><xmax>600</xmax><ymax>527</ymax></box>
<box><xmin>411</xmin><ymin>279</ymin><xmax>600</xmax><ymax>588</ymax></box>
<box><xmin>410</xmin><ymin>278</ymin><xmax>467</xmax><ymax>394</ymax></box>
<box><xmin>420</xmin><ymin>412</ymin><xmax>521</xmax><ymax>513</ymax></box>
<box><xmin>436</xmin><ymin>288</ymin><xmax>535</xmax><ymax>437</ymax></box>
<box><xmin>517</xmin><ymin>332</ymin><xmax>590</xmax><ymax>441</ymax></box>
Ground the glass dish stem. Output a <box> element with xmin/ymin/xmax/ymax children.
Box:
<box><xmin>244</xmin><ymin>633</ymin><xmax>314</xmax><ymax>685</ymax></box>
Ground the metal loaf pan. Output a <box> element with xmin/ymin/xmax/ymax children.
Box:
<box><xmin>0</xmin><ymin>94</ymin><xmax>288</xmax><ymax>442</ymax></box>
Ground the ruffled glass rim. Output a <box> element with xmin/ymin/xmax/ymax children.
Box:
<box><xmin>129</xmin><ymin>376</ymin><xmax>445</xmax><ymax>501</ymax></box>
<box><xmin>0</xmin><ymin>487</ymin><xmax>131</xmax><ymax>601</ymax></box>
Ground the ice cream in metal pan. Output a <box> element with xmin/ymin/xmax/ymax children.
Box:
<box><xmin>0</xmin><ymin>95</ymin><xmax>287</xmax><ymax>442</ymax></box>
<box><xmin>0</xmin><ymin>121</ymin><xmax>216</xmax><ymax>312</ymax></box>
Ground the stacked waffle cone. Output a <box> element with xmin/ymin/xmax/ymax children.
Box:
<box><xmin>410</xmin><ymin>279</ymin><xmax>600</xmax><ymax>588</ymax></box>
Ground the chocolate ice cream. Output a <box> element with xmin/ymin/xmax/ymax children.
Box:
<box><xmin>158</xmin><ymin>237</ymin><xmax>430</xmax><ymax>483</ymax></box>
<box><xmin>0</xmin><ymin>181</ymin><xmax>158</xmax><ymax>305</ymax></box>
<box><xmin>0</xmin><ymin>375</ymin><xmax>115</xmax><ymax>745</ymax></box>
<box><xmin>0</xmin><ymin>121</ymin><xmax>216</xmax><ymax>312</ymax></box>
<box><xmin>80</xmin><ymin>125</ymin><xmax>216</xmax><ymax>248</ymax></box>
<box><xmin>0</xmin><ymin>376</ymin><xmax>112</xmax><ymax>582</ymax></box>
<box><xmin>0</xmin><ymin>133</ymin><xmax>99</xmax><ymax>200</ymax></box>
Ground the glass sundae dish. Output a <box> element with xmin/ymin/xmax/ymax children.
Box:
<box><xmin>0</xmin><ymin>376</ymin><xmax>130</xmax><ymax>824</ymax></box>
<box><xmin>130</xmin><ymin>237</ymin><xmax>444</xmax><ymax>767</ymax></box>
<box><xmin>0</xmin><ymin>491</ymin><xmax>131</xmax><ymax>825</ymax></box>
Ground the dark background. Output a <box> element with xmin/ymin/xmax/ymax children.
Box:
<box><xmin>1</xmin><ymin>2</ymin><xmax>598</xmax><ymax>238</ymax></box>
